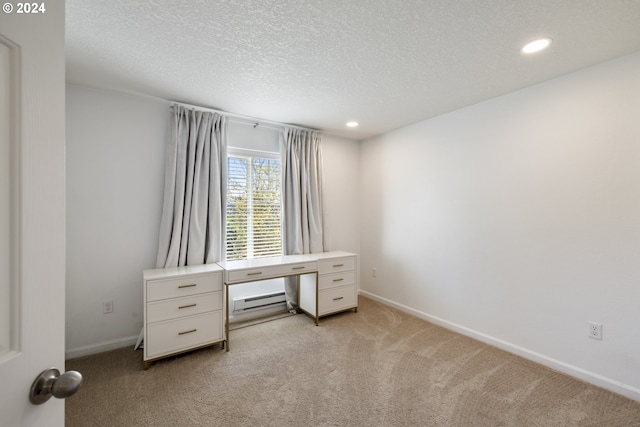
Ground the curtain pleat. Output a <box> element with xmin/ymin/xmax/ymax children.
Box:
<box><xmin>156</xmin><ymin>106</ymin><xmax>227</xmax><ymax>268</ymax></box>
<box><xmin>281</xmin><ymin>128</ymin><xmax>324</xmax><ymax>309</ymax></box>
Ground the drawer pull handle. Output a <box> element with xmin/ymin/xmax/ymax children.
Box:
<box><xmin>333</xmin><ymin>264</ymin><xmax>344</xmax><ymax>268</ymax></box>
<box><xmin>333</xmin><ymin>297</ymin><xmax>344</xmax><ymax>301</ymax></box>
<box><xmin>333</xmin><ymin>278</ymin><xmax>344</xmax><ymax>282</ymax></box>
<box><xmin>178</xmin><ymin>284</ymin><xmax>197</xmax><ymax>289</ymax></box>
<box><xmin>178</xmin><ymin>304</ymin><xmax>197</xmax><ymax>309</ymax></box>
<box><xmin>292</xmin><ymin>266</ymin><xmax>306</xmax><ymax>270</ymax></box>
<box><xmin>178</xmin><ymin>329</ymin><xmax>197</xmax><ymax>335</ymax></box>
<box><xmin>247</xmin><ymin>272</ymin><xmax>262</xmax><ymax>276</ymax></box>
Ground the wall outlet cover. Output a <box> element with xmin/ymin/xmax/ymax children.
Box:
<box><xmin>588</xmin><ymin>321</ymin><xmax>602</xmax><ymax>340</ymax></box>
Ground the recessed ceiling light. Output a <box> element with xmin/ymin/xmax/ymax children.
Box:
<box><xmin>521</xmin><ymin>38</ymin><xmax>552</xmax><ymax>54</ymax></box>
<box><xmin>346</xmin><ymin>121</ymin><xmax>359</xmax><ymax>128</ymax></box>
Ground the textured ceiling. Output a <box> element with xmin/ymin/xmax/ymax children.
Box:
<box><xmin>66</xmin><ymin>0</ymin><xmax>640</xmax><ymax>139</ymax></box>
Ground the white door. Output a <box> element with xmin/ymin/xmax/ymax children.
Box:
<box><xmin>0</xmin><ymin>3</ymin><xmax>68</xmax><ymax>426</ymax></box>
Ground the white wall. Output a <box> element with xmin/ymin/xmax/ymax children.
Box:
<box><xmin>323</xmin><ymin>134</ymin><xmax>361</xmax><ymax>255</ymax></box>
<box><xmin>65</xmin><ymin>85</ymin><xmax>170</xmax><ymax>357</ymax></box>
<box><xmin>359</xmin><ymin>52</ymin><xmax>640</xmax><ymax>400</ymax></box>
<box><xmin>65</xmin><ymin>85</ymin><xmax>360</xmax><ymax>356</ymax></box>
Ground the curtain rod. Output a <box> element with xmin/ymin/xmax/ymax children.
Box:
<box><xmin>170</xmin><ymin>101</ymin><xmax>320</xmax><ymax>133</ymax></box>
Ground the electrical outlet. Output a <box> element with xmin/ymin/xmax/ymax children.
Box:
<box><xmin>588</xmin><ymin>321</ymin><xmax>602</xmax><ymax>340</ymax></box>
<box><xmin>103</xmin><ymin>300</ymin><xmax>113</xmax><ymax>314</ymax></box>
<box><xmin>372</xmin><ymin>268</ymin><xmax>377</xmax><ymax>278</ymax></box>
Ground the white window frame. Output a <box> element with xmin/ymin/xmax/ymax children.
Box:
<box><xmin>226</xmin><ymin>147</ymin><xmax>282</xmax><ymax>261</ymax></box>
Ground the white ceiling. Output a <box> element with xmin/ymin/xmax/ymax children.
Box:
<box><xmin>66</xmin><ymin>0</ymin><xmax>640</xmax><ymax>140</ymax></box>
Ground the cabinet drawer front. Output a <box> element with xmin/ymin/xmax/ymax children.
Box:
<box><xmin>147</xmin><ymin>273</ymin><xmax>222</xmax><ymax>301</ymax></box>
<box><xmin>318</xmin><ymin>270</ymin><xmax>356</xmax><ymax>290</ymax></box>
<box><xmin>227</xmin><ymin>262</ymin><xmax>316</xmax><ymax>283</ymax></box>
<box><xmin>145</xmin><ymin>311</ymin><xmax>223</xmax><ymax>359</ymax></box>
<box><xmin>147</xmin><ymin>292</ymin><xmax>222</xmax><ymax>323</ymax></box>
<box><xmin>318</xmin><ymin>256</ymin><xmax>356</xmax><ymax>275</ymax></box>
<box><xmin>318</xmin><ymin>284</ymin><xmax>357</xmax><ymax>316</ymax></box>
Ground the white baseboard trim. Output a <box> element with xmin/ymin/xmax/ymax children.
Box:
<box><xmin>359</xmin><ymin>290</ymin><xmax>640</xmax><ymax>402</ymax></box>
<box><xmin>66</xmin><ymin>335</ymin><xmax>139</xmax><ymax>360</ymax></box>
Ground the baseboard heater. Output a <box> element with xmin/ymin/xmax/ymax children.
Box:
<box><xmin>233</xmin><ymin>291</ymin><xmax>286</xmax><ymax>313</ymax></box>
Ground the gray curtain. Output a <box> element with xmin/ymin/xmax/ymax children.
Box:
<box><xmin>280</xmin><ymin>128</ymin><xmax>325</xmax><ymax>309</ymax></box>
<box><xmin>156</xmin><ymin>106</ymin><xmax>227</xmax><ymax>268</ymax></box>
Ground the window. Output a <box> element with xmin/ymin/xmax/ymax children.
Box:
<box><xmin>226</xmin><ymin>148</ymin><xmax>282</xmax><ymax>261</ymax></box>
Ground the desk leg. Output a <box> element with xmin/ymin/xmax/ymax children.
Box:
<box><xmin>296</xmin><ymin>275</ymin><xmax>300</xmax><ymax>310</ymax></box>
<box><xmin>315</xmin><ymin>272</ymin><xmax>319</xmax><ymax>326</ymax></box>
<box><xmin>225</xmin><ymin>284</ymin><xmax>230</xmax><ymax>351</ymax></box>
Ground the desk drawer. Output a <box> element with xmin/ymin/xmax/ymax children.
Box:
<box><xmin>318</xmin><ymin>270</ymin><xmax>356</xmax><ymax>291</ymax></box>
<box><xmin>146</xmin><ymin>311</ymin><xmax>223</xmax><ymax>359</ymax></box>
<box><xmin>318</xmin><ymin>284</ymin><xmax>357</xmax><ymax>316</ymax></box>
<box><xmin>147</xmin><ymin>273</ymin><xmax>222</xmax><ymax>301</ymax></box>
<box><xmin>226</xmin><ymin>262</ymin><xmax>316</xmax><ymax>283</ymax></box>
<box><xmin>147</xmin><ymin>292</ymin><xmax>222</xmax><ymax>323</ymax></box>
<box><xmin>318</xmin><ymin>256</ymin><xmax>356</xmax><ymax>275</ymax></box>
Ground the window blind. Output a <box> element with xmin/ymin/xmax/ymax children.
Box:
<box><xmin>226</xmin><ymin>152</ymin><xmax>282</xmax><ymax>261</ymax></box>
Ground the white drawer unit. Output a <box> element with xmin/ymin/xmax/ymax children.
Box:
<box><xmin>143</xmin><ymin>264</ymin><xmax>225</xmax><ymax>369</ymax></box>
<box><xmin>145</xmin><ymin>311</ymin><xmax>223</xmax><ymax>359</ymax></box>
<box><xmin>317</xmin><ymin>284</ymin><xmax>358</xmax><ymax>316</ymax></box>
<box><xmin>146</xmin><ymin>274</ymin><xmax>222</xmax><ymax>302</ymax></box>
<box><xmin>318</xmin><ymin>270</ymin><xmax>357</xmax><ymax>291</ymax></box>
<box><xmin>147</xmin><ymin>292</ymin><xmax>222</xmax><ymax>323</ymax></box>
<box><xmin>226</xmin><ymin>261</ymin><xmax>317</xmax><ymax>284</ymax></box>
<box><xmin>299</xmin><ymin>253</ymin><xmax>358</xmax><ymax>319</ymax></box>
<box><xmin>318</xmin><ymin>256</ymin><xmax>357</xmax><ymax>275</ymax></box>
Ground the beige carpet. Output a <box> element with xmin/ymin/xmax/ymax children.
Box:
<box><xmin>66</xmin><ymin>296</ymin><xmax>640</xmax><ymax>426</ymax></box>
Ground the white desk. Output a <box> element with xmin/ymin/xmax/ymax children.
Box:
<box><xmin>217</xmin><ymin>251</ymin><xmax>358</xmax><ymax>351</ymax></box>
